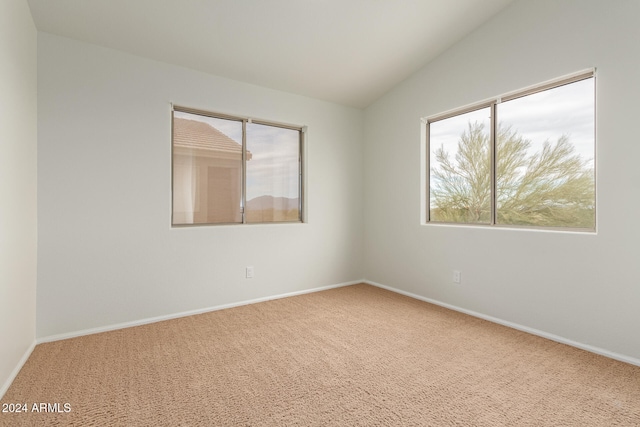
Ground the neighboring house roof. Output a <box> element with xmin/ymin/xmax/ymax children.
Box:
<box><xmin>173</xmin><ymin>118</ymin><xmax>251</xmax><ymax>160</ymax></box>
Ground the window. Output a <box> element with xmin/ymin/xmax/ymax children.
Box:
<box><xmin>426</xmin><ymin>71</ymin><xmax>595</xmax><ymax>230</ymax></box>
<box><xmin>172</xmin><ymin>107</ymin><xmax>304</xmax><ymax>226</ymax></box>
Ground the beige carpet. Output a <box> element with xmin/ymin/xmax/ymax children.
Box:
<box><xmin>2</xmin><ymin>284</ymin><xmax>639</xmax><ymax>426</ymax></box>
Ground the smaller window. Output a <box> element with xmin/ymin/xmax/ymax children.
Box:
<box><xmin>172</xmin><ymin>108</ymin><xmax>304</xmax><ymax>226</ymax></box>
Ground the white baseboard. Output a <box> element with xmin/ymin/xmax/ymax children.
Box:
<box><xmin>13</xmin><ymin>279</ymin><xmax>639</xmax><ymax>397</ymax></box>
<box><xmin>0</xmin><ymin>340</ymin><xmax>36</xmax><ymax>400</ymax></box>
<box><xmin>365</xmin><ymin>279</ymin><xmax>640</xmax><ymax>368</ymax></box>
<box><xmin>37</xmin><ymin>280</ymin><xmax>363</xmax><ymax>344</ymax></box>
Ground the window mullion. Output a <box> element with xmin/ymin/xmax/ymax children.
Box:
<box><xmin>426</xmin><ymin>121</ymin><xmax>431</xmax><ymax>223</ymax></box>
<box><xmin>242</xmin><ymin>119</ymin><xmax>247</xmax><ymax>224</ymax></box>
<box><xmin>299</xmin><ymin>128</ymin><xmax>305</xmax><ymax>222</ymax></box>
<box><xmin>491</xmin><ymin>102</ymin><xmax>498</xmax><ymax>226</ymax></box>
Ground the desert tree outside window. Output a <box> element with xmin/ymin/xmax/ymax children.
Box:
<box><xmin>172</xmin><ymin>107</ymin><xmax>304</xmax><ymax>226</ymax></box>
<box><xmin>426</xmin><ymin>70</ymin><xmax>596</xmax><ymax>230</ymax></box>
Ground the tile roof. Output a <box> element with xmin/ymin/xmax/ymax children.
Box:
<box><xmin>173</xmin><ymin>117</ymin><xmax>251</xmax><ymax>159</ymax></box>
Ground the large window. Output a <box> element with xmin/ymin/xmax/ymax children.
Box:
<box><xmin>172</xmin><ymin>107</ymin><xmax>304</xmax><ymax>226</ymax></box>
<box><xmin>427</xmin><ymin>71</ymin><xmax>595</xmax><ymax>230</ymax></box>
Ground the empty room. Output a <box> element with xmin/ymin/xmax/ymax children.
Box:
<box><xmin>2</xmin><ymin>0</ymin><xmax>639</xmax><ymax>425</ymax></box>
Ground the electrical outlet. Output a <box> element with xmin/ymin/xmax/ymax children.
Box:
<box><xmin>453</xmin><ymin>270</ymin><xmax>461</xmax><ymax>284</ymax></box>
<box><xmin>246</xmin><ymin>266</ymin><xmax>254</xmax><ymax>279</ymax></box>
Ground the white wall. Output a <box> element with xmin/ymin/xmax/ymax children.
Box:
<box><xmin>364</xmin><ymin>0</ymin><xmax>640</xmax><ymax>362</ymax></box>
<box><xmin>36</xmin><ymin>33</ymin><xmax>364</xmax><ymax>338</ymax></box>
<box><xmin>0</xmin><ymin>0</ymin><xmax>38</xmax><ymax>396</ymax></box>
<box><xmin>30</xmin><ymin>0</ymin><xmax>640</xmax><ymax>365</ymax></box>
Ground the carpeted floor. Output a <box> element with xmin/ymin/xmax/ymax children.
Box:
<box><xmin>1</xmin><ymin>283</ymin><xmax>639</xmax><ymax>426</ymax></box>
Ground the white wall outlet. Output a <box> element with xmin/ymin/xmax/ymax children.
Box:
<box><xmin>246</xmin><ymin>266</ymin><xmax>254</xmax><ymax>279</ymax></box>
<box><xmin>453</xmin><ymin>270</ymin><xmax>461</xmax><ymax>284</ymax></box>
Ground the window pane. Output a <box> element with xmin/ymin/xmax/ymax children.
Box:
<box><xmin>429</xmin><ymin>107</ymin><xmax>492</xmax><ymax>223</ymax></box>
<box><xmin>496</xmin><ymin>78</ymin><xmax>595</xmax><ymax>228</ymax></box>
<box><xmin>245</xmin><ymin>123</ymin><xmax>300</xmax><ymax>223</ymax></box>
<box><xmin>172</xmin><ymin>111</ymin><xmax>243</xmax><ymax>224</ymax></box>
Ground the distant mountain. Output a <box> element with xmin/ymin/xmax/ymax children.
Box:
<box><xmin>246</xmin><ymin>195</ymin><xmax>299</xmax><ymax>211</ymax></box>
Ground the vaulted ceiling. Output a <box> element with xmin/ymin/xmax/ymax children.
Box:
<box><xmin>27</xmin><ymin>0</ymin><xmax>514</xmax><ymax>108</ymax></box>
